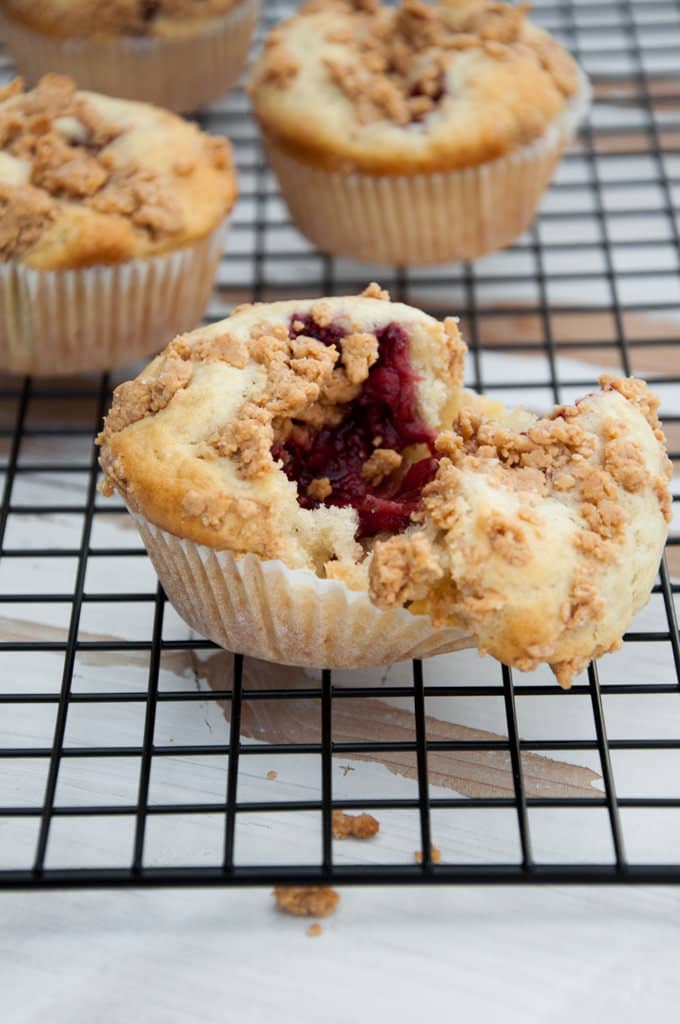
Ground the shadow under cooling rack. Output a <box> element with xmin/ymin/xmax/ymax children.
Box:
<box><xmin>0</xmin><ymin>0</ymin><xmax>680</xmax><ymax>889</ymax></box>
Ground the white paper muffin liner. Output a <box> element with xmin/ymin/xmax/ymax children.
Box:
<box><xmin>262</xmin><ymin>75</ymin><xmax>590</xmax><ymax>266</ymax></box>
<box><xmin>134</xmin><ymin>515</ymin><xmax>474</xmax><ymax>669</ymax></box>
<box><xmin>0</xmin><ymin>221</ymin><xmax>228</xmax><ymax>376</ymax></box>
<box><xmin>0</xmin><ymin>0</ymin><xmax>259</xmax><ymax>112</ymax></box>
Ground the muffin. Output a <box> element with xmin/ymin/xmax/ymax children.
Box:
<box><xmin>97</xmin><ymin>287</ymin><xmax>671</xmax><ymax>685</ymax></box>
<box><xmin>0</xmin><ymin>75</ymin><xmax>237</xmax><ymax>376</ymax></box>
<box><xmin>0</xmin><ymin>0</ymin><xmax>259</xmax><ymax>113</ymax></box>
<box><xmin>98</xmin><ymin>285</ymin><xmax>474</xmax><ymax>668</ymax></box>
<box><xmin>249</xmin><ymin>0</ymin><xmax>589</xmax><ymax>265</ymax></box>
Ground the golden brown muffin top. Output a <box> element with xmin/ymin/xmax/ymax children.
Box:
<box><xmin>0</xmin><ymin>75</ymin><xmax>237</xmax><ymax>269</ymax></box>
<box><xmin>0</xmin><ymin>0</ymin><xmax>239</xmax><ymax>38</ymax></box>
<box><xmin>250</xmin><ymin>0</ymin><xmax>586</xmax><ymax>174</ymax></box>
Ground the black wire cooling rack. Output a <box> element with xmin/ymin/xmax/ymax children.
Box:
<box><xmin>0</xmin><ymin>0</ymin><xmax>679</xmax><ymax>890</ymax></box>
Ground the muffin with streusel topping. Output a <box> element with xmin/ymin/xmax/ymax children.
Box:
<box><xmin>0</xmin><ymin>0</ymin><xmax>259</xmax><ymax>113</ymax></box>
<box><xmin>98</xmin><ymin>285</ymin><xmax>474</xmax><ymax>668</ymax></box>
<box><xmin>97</xmin><ymin>286</ymin><xmax>670</xmax><ymax>684</ymax></box>
<box><xmin>0</xmin><ymin>75</ymin><xmax>237</xmax><ymax>375</ymax></box>
<box><xmin>249</xmin><ymin>0</ymin><xmax>589</xmax><ymax>265</ymax></box>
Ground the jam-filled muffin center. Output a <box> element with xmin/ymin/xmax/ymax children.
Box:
<box><xmin>273</xmin><ymin>316</ymin><xmax>438</xmax><ymax>538</ymax></box>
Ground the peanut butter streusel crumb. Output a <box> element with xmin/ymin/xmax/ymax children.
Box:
<box><xmin>563</xmin><ymin>569</ymin><xmax>606</xmax><ymax>629</ymax></box>
<box><xmin>87</xmin><ymin>167</ymin><xmax>185</xmax><ymax>239</ymax></box>
<box><xmin>311</xmin><ymin>300</ymin><xmax>333</xmax><ymax>328</ymax></box>
<box><xmin>361</xmin><ymin>448</ymin><xmax>402</xmax><ymax>486</ymax></box>
<box><xmin>307</xmin><ymin>923</ymin><xmax>323</xmax><ymax>937</ymax></box>
<box><xmin>653</xmin><ymin>475</ymin><xmax>673</xmax><ymax>523</ymax></box>
<box><xmin>308</xmin><ymin>477</ymin><xmax>333</xmax><ymax>501</ymax></box>
<box><xmin>259</xmin><ymin>0</ymin><xmax>577</xmax><ymax>128</ymax></box>
<box><xmin>603</xmin><ymin>436</ymin><xmax>649</xmax><ymax>493</ymax></box>
<box><xmin>266</xmin><ymin>769</ymin><xmax>278</xmax><ymax>780</ymax></box>
<box><xmin>415</xmin><ymin>846</ymin><xmax>441</xmax><ymax>864</ymax></box>
<box><xmin>332</xmin><ymin>810</ymin><xmax>380</xmax><ymax>839</ymax></box>
<box><xmin>101</xmin><ymin>357</ymin><xmax>193</xmax><ymax>437</ymax></box>
<box><xmin>599</xmin><ymin>375</ymin><xmax>665</xmax><ymax>439</ymax></box>
<box><xmin>369</xmin><ymin>531</ymin><xmax>443</xmax><ymax>607</ymax></box>
<box><xmin>483</xmin><ymin>509</ymin><xmax>530</xmax><ymax>567</ymax></box>
<box><xmin>274</xmin><ymin>886</ymin><xmax>340</xmax><ymax>918</ymax></box>
<box><xmin>203</xmin><ymin>401</ymin><xmax>274</xmax><ymax>477</ymax></box>
<box><xmin>195</xmin><ymin>331</ymin><xmax>250</xmax><ymax>367</ymax></box>
<box><xmin>31</xmin><ymin>133</ymin><xmax>109</xmax><ymax>198</ymax></box>
<box><xmin>341</xmin><ymin>332</ymin><xmax>379</xmax><ymax>384</ymax></box>
<box><xmin>254</xmin><ymin>45</ymin><xmax>300</xmax><ymax>87</ymax></box>
<box><xmin>0</xmin><ymin>183</ymin><xmax>58</xmax><ymax>260</ymax></box>
<box><xmin>361</xmin><ymin>282</ymin><xmax>390</xmax><ymax>301</ymax></box>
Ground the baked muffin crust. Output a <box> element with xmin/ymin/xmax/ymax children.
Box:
<box><xmin>0</xmin><ymin>0</ymin><xmax>241</xmax><ymax>38</ymax></box>
<box><xmin>0</xmin><ymin>75</ymin><xmax>236</xmax><ymax>269</ymax></box>
<box><xmin>250</xmin><ymin>0</ymin><xmax>583</xmax><ymax>174</ymax></box>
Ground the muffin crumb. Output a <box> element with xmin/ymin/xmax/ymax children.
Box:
<box><xmin>258</xmin><ymin>45</ymin><xmax>300</xmax><ymax>88</ymax></box>
<box><xmin>274</xmin><ymin>886</ymin><xmax>340</xmax><ymax>917</ymax></box>
<box><xmin>361</xmin><ymin>281</ymin><xmax>390</xmax><ymax>301</ymax></box>
<box><xmin>307</xmin><ymin>923</ymin><xmax>323</xmax><ymax>937</ymax></box>
<box><xmin>361</xmin><ymin>448</ymin><xmax>402</xmax><ymax>486</ymax></box>
<box><xmin>0</xmin><ymin>182</ymin><xmax>58</xmax><ymax>259</ymax></box>
<box><xmin>415</xmin><ymin>845</ymin><xmax>441</xmax><ymax>864</ymax></box>
<box><xmin>308</xmin><ymin>477</ymin><xmax>333</xmax><ymax>501</ymax></box>
<box><xmin>332</xmin><ymin>810</ymin><xmax>380</xmax><ymax>839</ymax></box>
<box><xmin>341</xmin><ymin>332</ymin><xmax>379</xmax><ymax>384</ymax></box>
<box><xmin>266</xmin><ymin>769</ymin><xmax>278</xmax><ymax>780</ymax></box>
<box><xmin>369</xmin><ymin>531</ymin><xmax>443</xmax><ymax>607</ymax></box>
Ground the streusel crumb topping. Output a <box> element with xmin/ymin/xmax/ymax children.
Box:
<box><xmin>0</xmin><ymin>75</ymin><xmax>236</xmax><ymax>268</ymax></box>
<box><xmin>251</xmin><ymin>0</ymin><xmax>583</xmax><ymax>174</ymax></box>
<box><xmin>369</xmin><ymin>375</ymin><xmax>671</xmax><ymax>688</ymax></box>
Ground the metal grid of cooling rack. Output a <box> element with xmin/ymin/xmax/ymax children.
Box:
<box><xmin>0</xmin><ymin>0</ymin><xmax>679</xmax><ymax>889</ymax></box>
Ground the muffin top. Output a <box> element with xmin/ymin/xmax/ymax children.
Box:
<box><xmin>250</xmin><ymin>0</ymin><xmax>585</xmax><ymax>174</ymax></box>
<box><xmin>0</xmin><ymin>75</ymin><xmax>236</xmax><ymax>270</ymax></box>
<box><xmin>0</xmin><ymin>0</ymin><xmax>239</xmax><ymax>39</ymax></box>
<box><xmin>98</xmin><ymin>285</ymin><xmax>467</xmax><ymax>576</ymax></box>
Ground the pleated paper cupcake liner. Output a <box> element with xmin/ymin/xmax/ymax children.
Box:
<box><xmin>0</xmin><ymin>0</ymin><xmax>259</xmax><ymax>112</ymax></box>
<box><xmin>0</xmin><ymin>221</ymin><xmax>228</xmax><ymax>376</ymax></box>
<box><xmin>134</xmin><ymin>515</ymin><xmax>474</xmax><ymax>670</ymax></box>
<box><xmin>262</xmin><ymin>74</ymin><xmax>590</xmax><ymax>266</ymax></box>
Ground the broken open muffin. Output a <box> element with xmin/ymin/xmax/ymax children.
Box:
<box><xmin>98</xmin><ymin>288</ymin><xmax>671</xmax><ymax>684</ymax></box>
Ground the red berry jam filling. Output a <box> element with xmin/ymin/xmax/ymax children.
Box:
<box><xmin>273</xmin><ymin>317</ymin><xmax>439</xmax><ymax>538</ymax></box>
